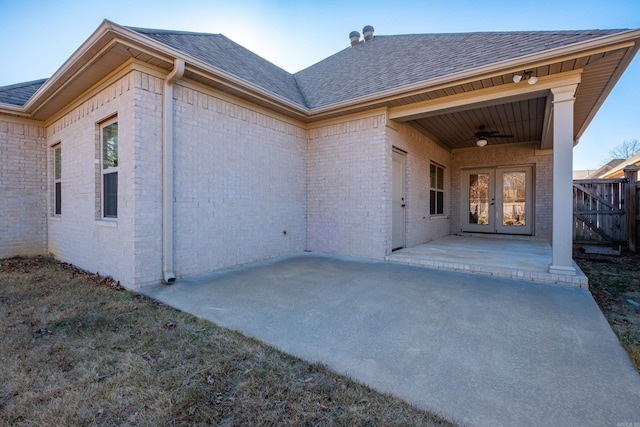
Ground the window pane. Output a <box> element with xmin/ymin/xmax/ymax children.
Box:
<box><xmin>54</xmin><ymin>147</ymin><xmax>61</xmax><ymax>180</ymax></box>
<box><xmin>102</xmin><ymin>122</ymin><xmax>118</xmax><ymax>169</ymax></box>
<box><xmin>103</xmin><ymin>172</ymin><xmax>118</xmax><ymax>218</ymax></box>
<box><xmin>430</xmin><ymin>190</ymin><xmax>436</xmax><ymax>214</ymax></box>
<box><xmin>55</xmin><ymin>182</ymin><xmax>61</xmax><ymax>215</ymax></box>
<box><xmin>437</xmin><ymin>191</ymin><xmax>444</xmax><ymax>215</ymax></box>
<box><xmin>430</xmin><ymin>164</ymin><xmax>436</xmax><ymax>189</ymax></box>
<box><xmin>437</xmin><ymin>166</ymin><xmax>444</xmax><ymax>190</ymax></box>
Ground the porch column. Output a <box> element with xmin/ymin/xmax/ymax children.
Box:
<box><xmin>549</xmin><ymin>84</ymin><xmax>578</xmax><ymax>275</ymax></box>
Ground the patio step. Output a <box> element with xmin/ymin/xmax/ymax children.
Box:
<box><xmin>385</xmin><ymin>237</ymin><xmax>588</xmax><ymax>288</ymax></box>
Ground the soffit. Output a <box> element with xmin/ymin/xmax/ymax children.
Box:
<box><xmin>30</xmin><ymin>41</ymin><xmax>162</xmax><ymax>121</ymax></box>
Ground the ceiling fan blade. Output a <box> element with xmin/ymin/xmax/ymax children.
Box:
<box><xmin>473</xmin><ymin>126</ymin><xmax>512</xmax><ymax>140</ymax></box>
<box><xmin>474</xmin><ymin>131</ymin><xmax>492</xmax><ymax>138</ymax></box>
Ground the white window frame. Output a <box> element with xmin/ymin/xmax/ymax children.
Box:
<box><xmin>53</xmin><ymin>143</ymin><xmax>61</xmax><ymax>216</ymax></box>
<box><xmin>430</xmin><ymin>162</ymin><xmax>445</xmax><ymax>216</ymax></box>
<box><xmin>101</xmin><ymin>118</ymin><xmax>118</xmax><ymax>219</ymax></box>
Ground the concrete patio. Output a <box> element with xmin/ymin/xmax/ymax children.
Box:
<box><xmin>386</xmin><ymin>235</ymin><xmax>588</xmax><ymax>287</ymax></box>
<box><xmin>142</xmin><ymin>253</ymin><xmax>640</xmax><ymax>427</ymax></box>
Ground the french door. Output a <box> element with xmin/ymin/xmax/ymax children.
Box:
<box><xmin>462</xmin><ymin>165</ymin><xmax>533</xmax><ymax>235</ymax></box>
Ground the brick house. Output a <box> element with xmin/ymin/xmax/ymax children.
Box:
<box><xmin>1</xmin><ymin>21</ymin><xmax>639</xmax><ymax>289</ymax></box>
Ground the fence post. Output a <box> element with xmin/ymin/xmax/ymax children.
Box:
<box><xmin>625</xmin><ymin>165</ymin><xmax>639</xmax><ymax>253</ymax></box>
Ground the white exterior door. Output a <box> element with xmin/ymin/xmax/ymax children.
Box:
<box><xmin>462</xmin><ymin>165</ymin><xmax>533</xmax><ymax>235</ymax></box>
<box><xmin>392</xmin><ymin>149</ymin><xmax>406</xmax><ymax>250</ymax></box>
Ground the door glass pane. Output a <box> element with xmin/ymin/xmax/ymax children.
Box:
<box><xmin>502</xmin><ymin>171</ymin><xmax>526</xmax><ymax>226</ymax></box>
<box><xmin>468</xmin><ymin>173</ymin><xmax>489</xmax><ymax>225</ymax></box>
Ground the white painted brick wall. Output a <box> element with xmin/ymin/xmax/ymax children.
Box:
<box><xmin>132</xmin><ymin>74</ymin><xmax>164</xmax><ymax>287</ymax></box>
<box><xmin>46</xmin><ymin>72</ymin><xmax>140</xmax><ymax>288</ymax></box>
<box><xmin>0</xmin><ymin>119</ymin><xmax>47</xmax><ymax>257</ymax></box>
<box><xmin>307</xmin><ymin>114</ymin><xmax>388</xmax><ymax>259</ymax></box>
<box><xmin>172</xmin><ymin>84</ymin><xmax>307</xmax><ymax>278</ymax></box>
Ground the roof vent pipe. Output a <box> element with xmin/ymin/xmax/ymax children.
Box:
<box><xmin>349</xmin><ymin>31</ymin><xmax>361</xmax><ymax>46</ymax></box>
<box><xmin>363</xmin><ymin>25</ymin><xmax>374</xmax><ymax>41</ymax></box>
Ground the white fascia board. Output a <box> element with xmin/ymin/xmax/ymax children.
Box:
<box><xmin>389</xmin><ymin>71</ymin><xmax>582</xmax><ymax>121</ymax></box>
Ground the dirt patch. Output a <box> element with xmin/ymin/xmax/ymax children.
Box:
<box><xmin>574</xmin><ymin>247</ymin><xmax>640</xmax><ymax>370</ymax></box>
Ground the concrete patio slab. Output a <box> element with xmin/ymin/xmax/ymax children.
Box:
<box><xmin>141</xmin><ymin>253</ymin><xmax>640</xmax><ymax>427</ymax></box>
<box><xmin>386</xmin><ymin>235</ymin><xmax>588</xmax><ymax>287</ymax></box>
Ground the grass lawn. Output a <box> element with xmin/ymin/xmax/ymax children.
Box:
<box><xmin>574</xmin><ymin>247</ymin><xmax>640</xmax><ymax>371</ymax></box>
<box><xmin>0</xmin><ymin>256</ymin><xmax>455</xmax><ymax>426</ymax></box>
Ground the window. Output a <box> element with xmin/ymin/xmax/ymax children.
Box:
<box><xmin>53</xmin><ymin>144</ymin><xmax>61</xmax><ymax>215</ymax></box>
<box><xmin>101</xmin><ymin>120</ymin><xmax>118</xmax><ymax>218</ymax></box>
<box><xmin>430</xmin><ymin>163</ymin><xmax>445</xmax><ymax>215</ymax></box>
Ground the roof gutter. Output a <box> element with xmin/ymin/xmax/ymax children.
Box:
<box><xmin>0</xmin><ymin>103</ymin><xmax>30</xmax><ymax>118</ymax></box>
<box><xmin>162</xmin><ymin>58</ymin><xmax>185</xmax><ymax>284</ymax></box>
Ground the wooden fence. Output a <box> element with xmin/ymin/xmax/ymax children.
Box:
<box><xmin>573</xmin><ymin>166</ymin><xmax>638</xmax><ymax>251</ymax></box>
<box><xmin>573</xmin><ymin>178</ymin><xmax>628</xmax><ymax>243</ymax></box>
<box><xmin>632</xmin><ymin>178</ymin><xmax>639</xmax><ymax>251</ymax></box>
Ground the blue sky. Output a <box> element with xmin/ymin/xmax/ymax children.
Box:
<box><xmin>1</xmin><ymin>0</ymin><xmax>638</xmax><ymax>170</ymax></box>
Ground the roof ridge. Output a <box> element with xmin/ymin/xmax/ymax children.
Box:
<box><xmin>373</xmin><ymin>28</ymin><xmax>630</xmax><ymax>37</ymax></box>
<box><xmin>125</xmin><ymin>26</ymin><xmax>223</xmax><ymax>37</ymax></box>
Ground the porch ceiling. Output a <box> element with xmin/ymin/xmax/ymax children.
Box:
<box><xmin>411</xmin><ymin>97</ymin><xmax>547</xmax><ymax>149</ymax></box>
<box><xmin>387</xmin><ymin>46</ymin><xmax>636</xmax><ymax>151</ymax></box>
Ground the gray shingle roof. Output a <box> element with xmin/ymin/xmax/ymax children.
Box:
<box><xmin>294</xmin><ymin>30</ymin><xmax>628</xmax><ymax>109</ymax></box>
<box><xmin>1</xmin><ymin>27</ymin><xmax>629</xmax><ymax>111</ymax></box>
<box><xmin>127</xmin><ymin>27</ymin><xmax>307</xmax><ymax>107</ymax></box>
<box><xmin>0</xmin><ymin>79</ymin><xmax>47</xmax><ymax>106</ymax></box>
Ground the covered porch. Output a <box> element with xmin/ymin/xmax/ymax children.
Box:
<box><xmin>385</xmin><ymin>35</ymin><xmax>640</xmax><ymax>283</ymax></box>
<box><xmin>386</xmin><ymin>235</ymin><xmax>588</xmax><ymax>287</ymax></box>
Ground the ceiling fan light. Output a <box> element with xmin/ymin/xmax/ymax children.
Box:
<box><xmin>527</xmin><ymin>75</ymin><xmax>538</xmax><ymax>85</ymax></box>
<box><xmin>512</xmin><ymin>74</ymin><xmax>522</xmax><ymax>84</ymax></box>
<box><xmin>476</xmin><ymin>138</ymin><xmax>488</xmax><ymax>147</ymax></box>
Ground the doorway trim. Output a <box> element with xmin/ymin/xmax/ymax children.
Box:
<box><xmin>461</xmin><ymin>165</ymin><xmax>534</xmax><ymax>235</ymax></box>
<box><xmin>392</xmin><ymin>148</ymin><xmax>406</xmax><ymax>250</ymax></box>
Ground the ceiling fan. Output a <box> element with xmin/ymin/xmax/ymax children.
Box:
<box><xmin>474</xmin><ymin>125</ymin><xmax>513</xmax><ymax>147</ymax></box>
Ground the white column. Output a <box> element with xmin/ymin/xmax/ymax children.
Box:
<box><xmin>549</xmin><ymin>84</ymin><xmax>578</xmax><ymax>275</ymax></box>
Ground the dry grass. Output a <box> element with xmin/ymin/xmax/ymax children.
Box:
<box><xmin>0</xmin><ymin>256</ymin><xmax>455</xmax><ymax>426</ymax></box>
<box><xmin>574</xmin><ymin>247</ymin><xmax>640</xmax><ymax>371</ymax></box>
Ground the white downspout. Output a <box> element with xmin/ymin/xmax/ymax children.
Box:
<box><xmin>162</xmin><ymin>59</ymin><xmax>185</xmax><ymax>283</ymax></box>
